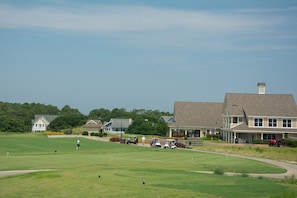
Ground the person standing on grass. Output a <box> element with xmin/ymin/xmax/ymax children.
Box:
<box><xmin>76</xmin><ymin>139</ymin><xmax>80</xmax><ymax>150</ymax></box>
<box><xmin>142</xmin><ymin>136</ymin><xmax>145</xmax><ymax>145</ymax></box>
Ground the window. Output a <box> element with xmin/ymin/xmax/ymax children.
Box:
<box><xmin>268</xmin><ymin>118</ymin><xmax>277</xmax><ymax>127</ymax></box>
<box><xmin>283</xmin><ymin>119</ymin><xmax>292</xmax><ymax>128</ymax></box>
<box><xmin>254</xmin><ymin>118</ymin><xmax>263</xmax><ymax>127</ymax></box>
<box><xmin>233</xmin><ymin>117</ymin><xmax>238</xmax><ymax>123</ymax></box>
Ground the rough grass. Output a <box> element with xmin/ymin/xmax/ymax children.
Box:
<box><xmin>0</xmin><ymin>134</ymin><xmax>296</xmax><ymax>198</ymax></box>
<box><xmin>196</xmin><ymin>142</ymin><xmax>297</xmax><ymax>162</ymax></box>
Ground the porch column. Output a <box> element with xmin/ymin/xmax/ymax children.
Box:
<box><xmin>234</xmin><ymin>132</ymin><xmax>237</xmax><ymax>143</ymax></box>
<box><xmin>168</xmin><ymin>128</ymin><xmax>172</xmax><ymax>137</ymax></box>
<box><xmin>261</xmin><ymin>133</ymin><xmax>263</xmax><ymax>140</ymax></box>
<box><xmin>185</xmin><ymin>130</ymin><xmax>188</xmax><ymax>137</ymax></box>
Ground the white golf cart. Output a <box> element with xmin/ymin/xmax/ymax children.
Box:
<box><xmin>164</xmin><ymin>139</ymin><xmax>177</xmax><ymax>149</ymax></box>
<box><xmin>150</xmin><ymin>138</ymin><xmax>161</xmax><ymax>147</ymax></box>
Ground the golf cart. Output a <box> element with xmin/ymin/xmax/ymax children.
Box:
<box><xmin>164</xmin><ymin>139</ymin><xmax>177</xmax><ymax>149</ymax></box>
<box><xmin>126</xmin><ymin>136</ymin><xmax>138</xmax><ymax>144</ymax></box>
<box><xmin>150</xmin><ymin>138</ymin><xmax>161</xmax><ymax>147</ymax></box>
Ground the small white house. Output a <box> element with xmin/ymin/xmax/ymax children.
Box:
<box><xmin>32</xmin><ymin>115</ymin><xmax>58</xmax><ymax>132</ymax></box>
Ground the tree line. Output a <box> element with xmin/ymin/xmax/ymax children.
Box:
<box><xmin>0</xmin><ymin>101</ymin><xmax>172</xmax><ymax>136</ymax></box>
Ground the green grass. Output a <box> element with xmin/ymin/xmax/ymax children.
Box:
<box><xmin>0</xmin><ymin>134</ymin><xmax>296</xmax><ymax>198</ymax></box>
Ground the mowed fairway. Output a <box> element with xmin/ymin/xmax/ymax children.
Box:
<box><xmin>0</xmin><ymin>134</ymin><xmax>296</xmax><ymax>198</ymax></box>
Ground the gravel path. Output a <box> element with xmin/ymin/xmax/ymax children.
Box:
<box><xmin>1</xmin><ymin>135</ymin><xmax>296</xmax><ymax>179</ymax></box>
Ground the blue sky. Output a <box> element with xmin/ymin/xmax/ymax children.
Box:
<box><xmin>0</xmin><ymin>0</ymin><xmax>297</xmax><ymax>114</ymax></box>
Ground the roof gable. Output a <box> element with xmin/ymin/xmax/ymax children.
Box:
<box><xmin>224</xmin><ymin>93</ymin><xmax>297</xmax><ymax>117</ymax></box>
<box><xmin>172</xmin><ymin>102</ymin><xmax>223</xmax><ymax>128</ymax></box>
<box><xmin>33</xmin><ymin>115</ymin><xmax>59</xmax><ymax>124</ymax></box>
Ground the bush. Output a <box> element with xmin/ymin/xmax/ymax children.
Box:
<box><xmin>172</xmin><ymin>132</ymin><xmax>184</xmax><ymax>138</ymax></box>
<box><xmin>63</xmin><ymin>129</ymin><xmax>72</xmax><ymax>135</ymax></box>
<box><xmin>90</xmin><ymin>132</ymin><xmax>100</xmax><ymax>136</ymax></box>
<box><xmin>214</xmin><ymin>168</ymin><xmax>224</xmax><ymax>175</ymax></box>
<box><xmin>285</xmin><ymin>139</ymin><xmax>297</xmax><ymax>148</ymax></box>
<box><xmin>241</xmin><ymin>173</ymin><xmax>249</xmax><ymax>177</ymax></box>
<box><xmin>109</xmin><ymin>136</ymin><xmax>121</xmax><ymax>142</ymax></box>
<box><xmin>82</xmin><ymin>131</ymin><xmax>89</xmax><ymax>136</ymax></box>
<box><xmin>283</xmin><ymin>175</ymin><xmax>297</xmax><ymax>185</ymax></box>
<box><xmin>253</xmin><ymin>139</ymin><xmax>268</xmax><ymax>144</ymax></box>
<box><xmin>176</xmin><ymin>142</ymin><xmax>186</xmax><ymax>148</ymax></box>
<box><xmin>44</xmin><ymin>131</ymin><xmax>64</xmax><ymax>135</ymax></box>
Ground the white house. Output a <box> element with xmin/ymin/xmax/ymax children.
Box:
<box><xmin>32</xmin><ymin>115</ymin><xmax>58</xmax><ymax>132</ymax></box>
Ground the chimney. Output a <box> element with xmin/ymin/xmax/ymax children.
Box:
<box><xmin>257</xmin><ymin>82</ymin><xmax>266</xmax><ymax>94</ymax></box>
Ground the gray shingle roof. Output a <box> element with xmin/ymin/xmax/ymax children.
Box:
<box><xmin>224</xmin><ymin>93</ymin><xmax>297</xmax><ymax>117</ymax></box>
<box><xmin>170</xmin><ymin>102</ymin><xmax>223</xmax><ymax>128</ymax></box>
<box><xmin>108</xmin><ymin>118</ymin><xmax>132</xmax><ymax>128</ymax></box>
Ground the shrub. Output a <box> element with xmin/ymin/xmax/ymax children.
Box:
<box><xmin>176</xmin><ymin>142</ymin><xmax>186</xmax><ymax>148</ymax></box>
<box><xmin>241</xmin><ymin>173</ymin><xmax>249</xmax><ymax>177</ymax></box>
<box><xmin>63</xmin><ymin>129</ymin><xmax>72</xmax><ymax>135</ymax></box>
<box><xmin>214</xmin><ymin>168</ymin><xmax>224</xmax><ymax>175</ymax></box>
<box><xmin>90</xmin><ymin>132</ymin><xmax>99</xmax><ymax>136</ymax></box>
<box><xmin>283</xmin><ymin>175</ymin><xmax>297</xmax><ymax>185</ymax></box>
<box><xmin>285</xmin><ymin>139</ymin><xmax>297</xmax><ymax>148</ymax></box>
<box><xmin>172</xmin><ymin>132</ymin><xmax>184</xmax><ymax>138</ymax></box>
<box><xmin>44</xmin><ymin>131</ymin><xmax>64</xmax><ymax>135</ymax></box>
<box><xmin>109</xmin><ymin>136</ymin><xmax>121</xmax><ymax>142</ymax></box>
<box><xmin>82</xmin><ymin>131</ymin><xmax>89</xmax><ymax>136</ymax></box>
<box><xmin>253</xmin><ymin>139</ymin><xmax>268</xmax><ymax>144</ymax></box>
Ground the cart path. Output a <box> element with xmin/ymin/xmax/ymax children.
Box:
<box><xmin>0</xmin><ymin>170</ymin><xmax>52</xmax><ymax>177</ymax></box>
<box><xmin>192</xmin><ymin>150</ymin><xmax>297</xmax><ymax>178</ymax></box>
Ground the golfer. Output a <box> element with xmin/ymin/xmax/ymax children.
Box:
<box><xmin>142</xmin><ymin>136</ymin><xmax>145</xmax><ymax>145</ymax></box>
<box><xmin>76</xmin><ymin>139</ymin><xmax>80</xmax><ymax>150</ymax></box>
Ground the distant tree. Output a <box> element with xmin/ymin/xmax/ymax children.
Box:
<box><xmin>88</xmin><ymin>108</ymin><xmax>111</xmax><ymax>122</ymax></box>
<box><xmin>0</xmin><ymin>101</ymin><xmax>60</xmax><ymax>132</ymax></box>
<box><xmin>154</xmin><ymin>121</ymin><xmax>168</xmax><ymax>136</ymax></box>
<box><xmin>110</xmin><ymin>108</ymin><xmax>129</xmax><ymax>118</ymax></box>
<box><xmin>61</xmin><ymin>105</ymin><xmax>81</xmax><ymax>115</ymax></box>
<box><xmin>48</xmin><ymin>114</ymin><xmax>87</xmax><ymax>131</ymax></box>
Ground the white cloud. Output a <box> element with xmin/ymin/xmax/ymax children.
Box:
<box><xmin>0</xmin><ymin>4</ymin><xmax>278</xmax><ymax>33</ymax></box>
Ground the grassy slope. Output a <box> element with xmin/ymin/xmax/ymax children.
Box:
<box><xmin>0</xmin><ymin>134</ymin><xmax>296</xmax><ymax>198</ymax></box>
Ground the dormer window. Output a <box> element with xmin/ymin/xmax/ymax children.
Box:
<box><xmin>254</xmin><ymin>118</ymin><xmax>263</xmax><ymax>127</ymax></box>
<box><xmin>283</xmin><ymin>119</ymin><xmax>292</xmax><ymax>128</ymax></box>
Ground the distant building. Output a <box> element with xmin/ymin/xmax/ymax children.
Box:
<box><xmin>32</xmin><ymin>115</ymin><xmax>58</xmax><ymax>132</ymax></box>
<box><xmin>81</xmin><ymin>119</ymin><xmax>103</xmax><ymax>133</ymax></box>
<box><xmin>221</xmin><ymin>83</ymin><xmax>297</xmax><ymax>143</ymax></box>
<box><xmin>169</xmin><ymin>82</ymin><xmax>297</xmax><ymax>143</ymax></box>
<box><xmin>104</xmin><ymin>118</ymin><xmax>132</xmax><ymax>134</ymax></box>
<box><xmin>168</xmin><ymin>102</ymin><xmax>223</xmax><ymax>138</ymax></box>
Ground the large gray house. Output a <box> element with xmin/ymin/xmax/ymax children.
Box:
<box><xmin>168</xmin><ymin>83</ymin><xmax>297</xmax><ymax>143</ymax></box>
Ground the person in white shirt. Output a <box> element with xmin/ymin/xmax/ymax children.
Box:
<box><xmin>76</xmin><ymin>139</ymin><xmax>80</xmax><ymax>150</ymax></box>
<box><xmin>142</xmin><ymin>136</ymin><xmax>145</xmax><ymax>145</ymax></box>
